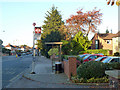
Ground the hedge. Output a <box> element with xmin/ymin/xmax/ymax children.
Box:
<box><xmin>61</xmin><ymin>55</ymin><xmax>69</xmax><ymax>60</ymax></box>
<box><xmin>79</xmin><ymin>49</ymin><xmax>109</xmax><ymax>55</ymax></box>
<box><xmin>62</xmin><ymin>55</ymin><xmax>77</xmax><ymax>60</ymax></box>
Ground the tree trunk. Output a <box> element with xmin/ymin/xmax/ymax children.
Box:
<box><xmin>86</xmin><ymin>22</ymin><xmax>90</xmax><ymax>37</ymax></box>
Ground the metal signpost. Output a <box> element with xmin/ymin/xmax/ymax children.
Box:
<box><xmin>31</xmin><ymin>23</ymin><xmax>41</xmax><ymax>74</ymax></box>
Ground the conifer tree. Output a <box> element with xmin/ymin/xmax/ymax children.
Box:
<box><xmin>106</xmin><ymin>28</ymin><xmax>109</xmax><ymax>33</ymax></box>
<box><xmin>42</xmin><ymin>6</ymin><xmax>64</xmax><ymax>39</ymax></box>
<box><xmin>41</xmin><ymin>6</ymin><xmax>64</xmax><ymax>57</ymax></box>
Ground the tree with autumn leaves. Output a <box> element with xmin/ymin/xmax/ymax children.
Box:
<box><xmin>65</xmin><ymin>7</ymin><xmax>102</xmax><ymax>37</ymax></box>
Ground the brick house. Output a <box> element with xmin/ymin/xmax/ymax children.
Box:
<box><xmin>91</xmin><ymin>33</ymin><xmax>118</xmax><ymax>55</ymax></box>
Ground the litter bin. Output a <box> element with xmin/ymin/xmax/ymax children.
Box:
<box><xmin>55</xmin><ymin>62</ymin><xmax>62</xmax><ymax>74</ymax></box>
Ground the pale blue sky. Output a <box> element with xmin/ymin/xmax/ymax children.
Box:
<box><xmin>0</xmin><ymin>0</ymin><xmax>118</xmax><ymax>47</ymax></box>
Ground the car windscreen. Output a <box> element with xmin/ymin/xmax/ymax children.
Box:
<box><xmin>83</xmin><ymin>55</ymin><xmax>91</xmax><ymax>60</ymax></box>
<box><xmin>79</xmin><ymin>54</ymin><xmax>86</xmax><ymax>57</ymax></box>
<box><xmin>81</xmin><ymin>54</ymin><xmax>88</xmax><ymax>58</ymax></box>
<box><xmin>95</xmin><ymin>57</ymin><xmax>103</xmax><ymax>61</ymax></box>
<box><xmin>110</xmin><ymin>58</ymin><xmax>120</xmax><ymax>63</ymax></box>
<box><xmin>95</xmin><ymin>57</ymin><xmax>107</xmax><ymax>61</ymax></box>
<box><xmin>102</xmin><ymin>57</ymin><xmax>111</xmax><ymax>63</ymax></box>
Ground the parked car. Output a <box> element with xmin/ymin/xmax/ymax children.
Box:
<box><xmin>78</xmin><ymin>54</ymin><xmax>89</xmax><ymax>59</ymax></box>
<box><xmin>95</xmin><ymin>56</ymin><xmax>108</xmax><ymax>62</ymax></box>
<box><xmin>83</xmin><ymin>54</ymin><xmax>103</xmax><ymax>62</ymax></box>
<box><xmin>102</xmin><ymin>57</ymin><xmax>120</xmax><ymax>63</ymax></box>
<box><xmin>96</xmin><ymin>53</ymin><xmax>104</xmax><ymax>55</ymax></box>
<box><xmin>22</xmin><ymin>53</ymin><xmax>26</xmax><ymax>56</ymax></box>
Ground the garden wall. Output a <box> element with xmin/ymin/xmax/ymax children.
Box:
<box><xmin>63</xmin><ymin>56</ymin><xmax>77</xmax><ymax>79</ymax></box>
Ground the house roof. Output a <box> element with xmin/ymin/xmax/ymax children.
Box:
<box><xmin>13</xmin><ymin>45</ymin><xmax>19</xmax><ymax>48</ymax></box>
<box><xmin>112</xmin><ymin>31</ymin><xmax>120</xmax><ymax>37</ymax></box>
<box><xmin>20</xmin><ymin>46</ymin><xmax>25</xmax><ymax>48</ymax></box>
<box><xmin>91</xmin><ymin>32</ymin><xmax>119</xmax><ymax>40</ymax></box>
<box><xmin>5</xmin><ymin>44</ymin><xmax>14</xmax><ymax>48</ymax></box>
<box><xmin>5</xmin><ymin>44</ymin><xmax>20</xmax><ymax>48</ymax></box>
<box><xmin>98</xmin><ymin>33</ymin><xmax>118</xmax><ymax>40</ymax></box>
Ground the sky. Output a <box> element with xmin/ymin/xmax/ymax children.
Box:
<box><xmin>0</xmin><ymin>0</ymin><xmax>119</xmax><ymax>47</ymax></box>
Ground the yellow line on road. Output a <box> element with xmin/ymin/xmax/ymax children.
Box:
<box><xmin>9</xmin><ymin>68</ymin><xmax>28</xmax><ymax>82</ymax></box>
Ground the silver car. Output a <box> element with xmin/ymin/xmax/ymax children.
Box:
<box><xmin>102</xmin><ymin>57</ymin><xmax>120</xmax><ymax>63</ymax></box>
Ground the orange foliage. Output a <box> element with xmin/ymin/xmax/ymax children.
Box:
<box><xmin>106</xmin><ymin>0</ymin><xmax>120</xmax><ymax>6</ymax></box>
<box><xmin>59</xmin><ymin>25</ymin><xmax>72</xmax><ymax>41</ymax></box>
<box><xmin>66</xmin><ymin>8</ymin><xmax>102</xmax><ymax>37</ymax></box>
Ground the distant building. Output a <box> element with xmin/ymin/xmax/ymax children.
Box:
<box><xmin>5</xmin><ymin>43</ymin><xmax>14</xmax><ymax>50</ymax></box>
<box><xmin>20</xmin><ymin>46</ymin><xmax>25</xmax><ymax>51</ymax></box>
<box><xmin>5</xmin><ymin>44</ymin><xmax>33</xmax><ymax>55</ymax></box>
<box><xmin>5</xmin><ymin>44</ymin><xmax>16</xmax><ymax>55</ymax></box>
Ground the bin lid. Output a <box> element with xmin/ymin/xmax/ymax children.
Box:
<box><xmin>55</xmin><ymin>62</ymin><xmax>62</xmax><ymax>64</ymax></box>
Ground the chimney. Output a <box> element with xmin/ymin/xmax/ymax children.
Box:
<box><xmin>111</xmin><ymin>29</ymin><xmax>112</xmax><ymax>33</ymax></box>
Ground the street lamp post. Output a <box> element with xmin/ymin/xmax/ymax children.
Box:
<box><xmin>33</xmin><ymin>22</ymin><xmax>36</xmax><ymax>57</ymax></box>
<box><xmin>31</xmin><ymin>22</ymin><xmax>36</xmax><ymax>74</ymax></box>
<box><xmin>0</xmin><ymin>39</ymin><xmax>2</xmax><ymax>90</ymax></box>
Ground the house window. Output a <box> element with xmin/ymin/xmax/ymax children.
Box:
<box><xmin>95</xmin><ymin>40</ymin><xmax>99</xmax><ymax>49</ymax></box>
<box><xmin>106</xmin><ymin>40</ymin><xmax>111</xmax><ymax>44</ymax></box>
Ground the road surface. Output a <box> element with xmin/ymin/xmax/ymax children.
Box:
<box><xmin>2</xmin><ymin>55</ymin><xmax>33</xmax><ymax>88</ymax></box>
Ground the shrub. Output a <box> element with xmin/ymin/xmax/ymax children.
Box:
<box><xmin>71</xmin><ymin>76</ymin><xmax>109</xmax><ymax>83</ymax></box>
<box><xmin>104</xmin><ymin>62</ymin><xmax>120</xmax><ymax>70</ymax></box>
<box><xmin>62</xmin><ymin>55</ymin><xmax>77</xmax><ymax>60</ymax></box>
<box><xmin>76</xmin><ymin>56</ymin><xmax>83</xmax><ymax>63</ymax></box>
<box><xmin>109</xmin><ymin>62</ymin><xmax>120</xmax><ymax>70</ymax></box>
<box><xmin>76</xmin><ymin>56</ymin><xmax>83</xmax><ymax>67</ymax></box>
<box><xmin>77</xmin><ymin>61</ymin><xmax>106</xmax><ymax>79</ymax></box>
<box><xmin>71</xmin><ymin>76</ymin><xmax>87</xmax><ymax>83</ymax></box>
<box><xmin>79</xmin><ymin>49</ymin><xmax>109</xmax><ymax>55</ymax></box>
<box><xmin>87</xmin><ymin>77</ymin><xmax>109</xmax><ymax>83</ymax></box>
<box><xmin>2</xmin><ymin>47</ymin><xmax>11</xmax><ymax>54</ymax></box>
<box><xmin>48</xmin><ymin>48</ymin><xmax>59</xmax><ymax>56</ymax></box>
<box><xmin>104</xmin><ymin>63</ymin><xmax>111</xmax><ymax>70</ymax></box>
<box><xmin>63</xmin><ymin>55</ymin><xmax>69</xmax><ymax>60</ymax></box>
<box><xmin>61</xmin><ymin>55</ymin><xmax>69</xmax><ymax>60</ymax></box>
<box><xmin>114</xmin><ymin>52</ymin><xmax>119</xmax><ymax>56</ymax></box>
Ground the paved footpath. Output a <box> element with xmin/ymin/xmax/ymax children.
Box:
<box><xmin>5</xmin><ymin>56</ymin><xmax>110</xmax><ymax>88</ymax></box>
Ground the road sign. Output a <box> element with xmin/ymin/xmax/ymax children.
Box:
<box><xmin>35</xmin><ymin>27</ymin><xmax>41</xmax><ymax>34</ymax></box>
<box><xmin>34</xmin><ymin>34</ymin><xmax>41</xmax><ymax>40</ymax></box>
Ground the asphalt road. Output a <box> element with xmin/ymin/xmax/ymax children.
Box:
<box><xmin>2</xmin><ymin>55</ymin><xmax>33</xmax><ymax>88</ymax></box>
